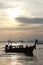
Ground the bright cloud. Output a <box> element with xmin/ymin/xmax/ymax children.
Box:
<box><xmin>0</xmin><ymin>0</ymin><xmax>43</xmax><ymax>40</ymax></box>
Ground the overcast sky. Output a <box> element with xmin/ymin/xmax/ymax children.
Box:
<box><xmin>0</xmin><ymin>0</ymin><xmax>43</xmax><ymax>41</ymax></box>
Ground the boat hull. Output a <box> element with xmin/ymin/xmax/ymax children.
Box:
<box><xmin>5</xmin><ymin>46</ymin><xmax>34</xmax><ymax>55</ymax></box>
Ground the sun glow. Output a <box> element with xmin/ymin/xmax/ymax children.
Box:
<box><xmin>7</xmin><ymin>8</ymin><xmax>22</xmax><ymax>18</ymax></box>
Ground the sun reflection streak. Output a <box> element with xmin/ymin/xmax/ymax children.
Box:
<box><xmin>9</xmin><ymin>55</ymin><xmax>24</xmax><ymax>65</ymax></box>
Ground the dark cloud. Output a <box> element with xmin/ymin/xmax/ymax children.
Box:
<box><xmin>0</xmin><ymin>1</ymin><xmax>16</xmax><ymax>9</ymax></box>
<box><xmin>0</xmin><ymin>3</ymin><xmax>11</xmax><ymax>9</ymax></box>
<box><xmin>0</xmin><ymin>0</ymin><xmax>23</xmax><ymax>9</ymax></box>
<box><xmin>16</xmin><ymin>17</ymin><xmax>43</xmax><ymax>24</ymax></box>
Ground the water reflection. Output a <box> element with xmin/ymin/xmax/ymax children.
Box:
<box><xmin>0</xmin><ymin>42</ymin><xmax>38</xmax><ymax>65</ymax></box>
<box><xmin>0</xmin><ymin>53</ymin><xmax>36</xmax><ymax>65</ymax></box>
<box><xmin>24</xmin><ymin>53</ymin><xmax>34</xmax><ymax>57</ymax></box>
<box><xmin>9</xmin><ymin>54</ymin><xmax>36</xmax><ymax>65</ymax></box>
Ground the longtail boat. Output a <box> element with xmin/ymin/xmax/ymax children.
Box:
<box><xmin>5</xmin><ymin>39</ymin><xmax>38</xmax><ymax>55</ymax></box>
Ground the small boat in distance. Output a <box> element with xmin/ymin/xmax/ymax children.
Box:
<box><xmin>5</xmin><ymin>39</ymin><xmax>38</xmax><ymax>55</ymax></box>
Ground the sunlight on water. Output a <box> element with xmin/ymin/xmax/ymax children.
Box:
<box><xmin>0</xmin><ymin>55</ymin><xmax>37</xmax><ymax>65</ymax></box>
<box><xmin>0</xmin><ymin>42</ymin><xmax>43</xmax><ymax>65</ymax></box>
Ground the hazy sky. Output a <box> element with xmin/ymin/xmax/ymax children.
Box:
<box><xmin>0</xmin><ymin>0</ymin><xmax>43</xmax><ymax>41</ymax></box>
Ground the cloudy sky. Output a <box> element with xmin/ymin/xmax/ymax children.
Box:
<box><xmin>0</xmin><ymin>0</ymin><xmax>43</xmax><ymax>41</ymax></box>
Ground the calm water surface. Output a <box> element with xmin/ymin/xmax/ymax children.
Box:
<box><xmin>0</xmin><ymin>42</ymin><xmax>43</xmax><ymax>65</ymax></box>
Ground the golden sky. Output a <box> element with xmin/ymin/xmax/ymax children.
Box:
<box><xmin>0</xmin><ymin>0</ymin><xmax>43</xmax><ymax>41</ymax></box>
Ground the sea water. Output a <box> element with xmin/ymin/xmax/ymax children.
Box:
<box><xmin>0</xmin><ymin>42</ymin><xmax>43</xmax><ymax>65</ymax></box>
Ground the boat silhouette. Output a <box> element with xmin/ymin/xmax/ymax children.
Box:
<box><xmin>5</xmin><ymin>39</ymin><xmax>38</xmax><ymax>55</ymax></box>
